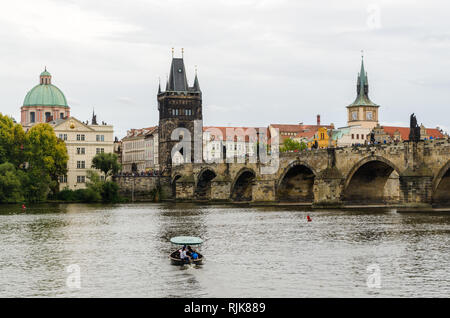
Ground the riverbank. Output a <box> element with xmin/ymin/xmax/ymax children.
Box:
<box><xmin>2</xmin><ymin>200</ymin><xmax>449</xmax><ymax>214</ymax></box>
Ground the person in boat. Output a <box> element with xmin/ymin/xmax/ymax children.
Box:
<box><xmin>179</xmin><ymin>246</ymin><xmax>190</xmax><ymax>264</ymax></box>
<box><xmin>187</xmin><ymin>246</ymin><xmax>198</xmax><ymax>260</ymax></box>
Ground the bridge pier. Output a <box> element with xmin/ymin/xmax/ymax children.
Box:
<box><xmin>400</xmin><ymin>172</ymin><xmax>433</xmax><ymax>206</ymax></box>
<box><xmin>175</xmin><ymin>175</ymin><xmax>195</xmax><ymax>200</ymax></box>
<box><xmin>211</xmin><ymin>179</ymin><xmax>231</xmax><ymax>201</ymax></box>
<box><xmin>313</xmin><ymin>168</ymin><xmax>344</xmax><ymax>207</ymax></box>
<box><xmin>252</xmin><ymin>179</ymin><xmax>276</xmax><ymax>202</ymax></box>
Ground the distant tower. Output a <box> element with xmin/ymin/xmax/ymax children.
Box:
<box><xmin>157</xmin><ymin>51</ymin><xmax>203</xmax><ymax>174</ymax></box>
<box><xmin>346</xmin><ymin>55</ymin><xmax>379</xmax><ymax>129</ymax></box>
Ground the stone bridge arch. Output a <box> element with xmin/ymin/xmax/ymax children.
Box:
<box><xmin>432</xmin><ymin>160</ymin><xmax>450</xmax><ymax>205</ymax></box>
<box><xmin>343</xmin><ymin>155</ymin><xmax>402</xmax><ymax>204</ymax></box>
<box><xmin>230</xmin><ymin>167</ymin><xmax>256</xmax><ymax>201</ymax></box>
<box><xmin>276</xmin><ymin>160</ymin><xmax>317</xmax><ymax>202</ymax></box>
<box><xmin>194</xmin><ymin>167</ymin><xmax>217</xmax><ymax>200</ymax></box>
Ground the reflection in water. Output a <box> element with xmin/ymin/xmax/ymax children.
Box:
<box><xmin>0</xmin><ymin>203</ymin><xmax>449</xmax><ymax>297</ymax></box>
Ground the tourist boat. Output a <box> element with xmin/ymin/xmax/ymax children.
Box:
<box><xmin>169</xmin><ymin>236</ymin><xmax>204</xmax><ymax>266</ymax></box>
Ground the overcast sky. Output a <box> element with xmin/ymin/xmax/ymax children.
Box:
<box><xmin>1</xmin><ymin>0</ymin><xmax>449</xmax><ymax>138</ymax></box>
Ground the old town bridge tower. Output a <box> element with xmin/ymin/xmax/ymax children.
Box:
<box><xmin>157</xmin><ymin>52</ymin><xmax>203</xmax><ymax>175</ymax></box>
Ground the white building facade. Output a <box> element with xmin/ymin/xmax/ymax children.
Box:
<box><xmin>121</xmin><ymin>126</ymin><xmax>159</xmax><ymax>173</ymax></box>
<box><xmin>51</xmin><ymin>117</ymin><xmax>114</xmax><ymax>190</ymax></box>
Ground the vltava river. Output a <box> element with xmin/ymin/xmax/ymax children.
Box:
<box><xmin>0</xmin><ymin>203</ymin><xmax>449</xmax><ymax>297</ymax></box>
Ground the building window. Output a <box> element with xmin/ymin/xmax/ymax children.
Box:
<box><xmin>45</xmin><ymin>112</ymin><xmax>51</xmax><ymax>122</ymax></box>
<box><xmin>366</xmin><ymin>111</ymin><xmax>373</xmax><ymax>120</ymax></box>
<box><xmin>77</xmin><ymin>147</ymin><xmax>85</xmax><ymax>154</ymax></box>
<box><xmin>30</xmin><ymin>112</ymin><xmax>35</xmax><ymax>123</ymax></box>
<box><xmin>60</xmin><ymin>113</ymin><xmax>64</xmax><ymax>119</ymax></box>
<box><xmin>77</xmin><ymin>161</ymin><xmax>86</xmax><ymax>169</ymax></box>
<box><xmin>96</xmin><ymin>148</ymin><xmax>105</xmax><ymax>154</ymax></box>
<box><xmin>356</xmin><ymin>134</ymin><xmax>359</xmax><ymax>139</ymax></box>
<box><xmin>77</xmin><ymin>176</ymin><xmax>86</xmax><ymax>183</ymax></box>
<box><xmin>59</xmin><ymin>175</ymin><xmax>67</xmax><ymax>183</ymax></box>
<box><xmin>351</xmin><ymin>134</ymin><xmax>354</xmax><ymax>139</ymax></box>
<box><xmin>361</xmin><ymin>134</ymin><xmax>364</xmax><ymax>140</ymax></box>
<box><xmin>77</xmin><ymin>134</ymin><xmax>85</xmax><ymax>141</ymax></box>
<box><xmin>58</xmin><ymin>134</ymin><xmax>68</xmax><ymax>141</ymax></box>
<box><xmin>96</xmin><ymin>135</ymin><xmax>105</xmax><ymax>142</ymax></box>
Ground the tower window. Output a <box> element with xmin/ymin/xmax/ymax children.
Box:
<box><xmin>30</xmin><ymin>112</ymin><xmax>35</xmax><ymax>123</ymax></box>
<box><xmin>45</xmin><ymin>112</ymin><xmax>51</xmax><ymax>122</ymax></box>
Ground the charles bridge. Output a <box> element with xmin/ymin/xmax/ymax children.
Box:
<box><xmin>115</xmin><ymin>139</ymin><xmax>450</xmax><ymax>207</ymax></box>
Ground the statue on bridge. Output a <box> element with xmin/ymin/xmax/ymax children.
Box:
<box><xmin>409</xmin><ymin>113</ymin><xmax>421</xmax><ymax>142</ymax></box>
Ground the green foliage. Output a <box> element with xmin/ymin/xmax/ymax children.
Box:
<box><xmin>0</xmin><ymin>119</ymin><xmax>69</xmax><ymax>203</ymax></box>
<box><xmin>57</xmin><ymin>188</ymin><xmax>76</xmax><ymax>201</ymax></box>
<box><xmin>21</xmin><ymin>168</ymin><xmax>51</xmax><ymax>202</ymax></box>
<box><xmin>101</xmin><ymin>181</ymin><xmax>120</xmax><ymax>203</ymax></box>
<box><xmin>91</xmin><ymin>153</ymin><xmax>121</xmax><ymax>177</ymax></box>
<box><xmin>73</xmin><ymin>188</ymin><xmax>101</xmax><ymax>203</ymax></box>
<box><xmin>0</xmin><ymin>163</ymin><xmax>24</xmax><ymax>203</ymax></box>
<box><xmin>55</xmin><ymin>171</ymin><xmax>121</xmax><ymax>203</ymax></box>
<box><xmin>280</xmin><ymin>138</ymin><xmax>307</xmax><ymax>152</ymax></box>
<box><xmin>0</xmin><ymin>113</ymin><xmax>26</xmax><ymax>167</ymax></box>
<box><xmin>25</xmin><ymin>123</ymin><xmax>68</xmax><ymax>195</ymax></box>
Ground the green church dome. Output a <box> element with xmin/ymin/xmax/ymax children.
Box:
<box><xmin>23</xmin><ymin>69</ymin><xmax>68</xmax><ymax>107</ymax></box>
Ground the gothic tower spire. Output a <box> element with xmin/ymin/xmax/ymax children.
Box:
<box><xmin>346</xmin><ymin>53</ymin><xmax>380</xmax><ymax>129</ymax></box>
<box><xmin>157</xmin><ymin>51</ymin><xmax>203</xmax><ymax>175</ymax></box>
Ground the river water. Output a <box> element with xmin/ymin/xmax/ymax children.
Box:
<box><xmin>0</xmin><ymin>203</ymin><xmax>449</xmax><ymax>297</ymax></box>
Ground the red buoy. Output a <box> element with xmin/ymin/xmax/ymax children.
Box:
<box><xmin>307</xmin><ymin>215</ymin><xmax>312</xmax><ymax>222</ymax></box>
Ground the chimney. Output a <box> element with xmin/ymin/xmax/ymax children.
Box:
<box><xmin>317</xmin><ymin>114</ymin><xmax>321</xmax><ymax>126</ymax></box>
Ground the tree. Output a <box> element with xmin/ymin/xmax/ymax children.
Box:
<box><xmin>86</xmin><ymin>169</ymin><xmax>120</xmax><ymax>203</ymax></box>
<box><xmin>0</xmin><ymin>163</ymin><xmax>24</xmax><ymax>203</ymax></box>
<box><xmin>0</xmin><ymin>113</ymin><xmax>26</xmax><ymax>167</ymax></box>
<box><xmin>91</xmin><ymin>152</ymin><xmax>121</xmax><ymax>178</ymax></box>
<box><xmin>25</xmin><ymin>123</ymin><xmax>68</xmax><ymax>195</ymax></box>
<box><xmin>280</xmin><ymin>138</ymin><xmax>307</xmax><ymax>152</ymax></box>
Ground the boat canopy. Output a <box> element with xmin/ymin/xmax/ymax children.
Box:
<box><xmin>170</xmin><ymin>236</ymin><xmax>204</xmax><ymax>246</ymax></box>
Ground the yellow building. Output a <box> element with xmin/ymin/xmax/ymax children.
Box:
<box><xmin>308</xmin><ymin>127</ymin><xmax>336</xmax><ymax>149</ymax></box>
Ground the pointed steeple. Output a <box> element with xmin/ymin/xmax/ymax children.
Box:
<box><xmin>349</xmin><ymin>54</ymin><xmax>377</xmax><ymax>107</ymax></box>
<box><xmin>167</xmin><ymin>55</ymin><xmax>189</xmax><ymax>92</ymax></box>
<box><xmin>158</xmin><ymin>77</ymin><xmax>161</xmax><ymax>94</ymax></box>
<box><xmin>192</xmin><ymin>67</ymin><xmax>201</xmax><ymax>92</ymax></box>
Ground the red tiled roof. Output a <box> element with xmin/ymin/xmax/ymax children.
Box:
<box><xmin>203</xmin><ymin>126</ymin><xmax>259</xmax><ymax>142</ymax></box>
<box><xmin>295</xmin><ymin>130</ymin><xmax>316</xmax><ymax>139</ymax></box>
<box><xmin>270</xmin><ymin>123</ymin><xmax>334</xmax><ymax>132</ymax></box>
<box><xmin>381</xmin><ymin>126</ymin><xmax>444</xmax><ymax>140</ymax></box>
<box><xmin>123</xmin><ymin>126</ymin><xmax>157</xmax><ymax>139</ymax></box>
